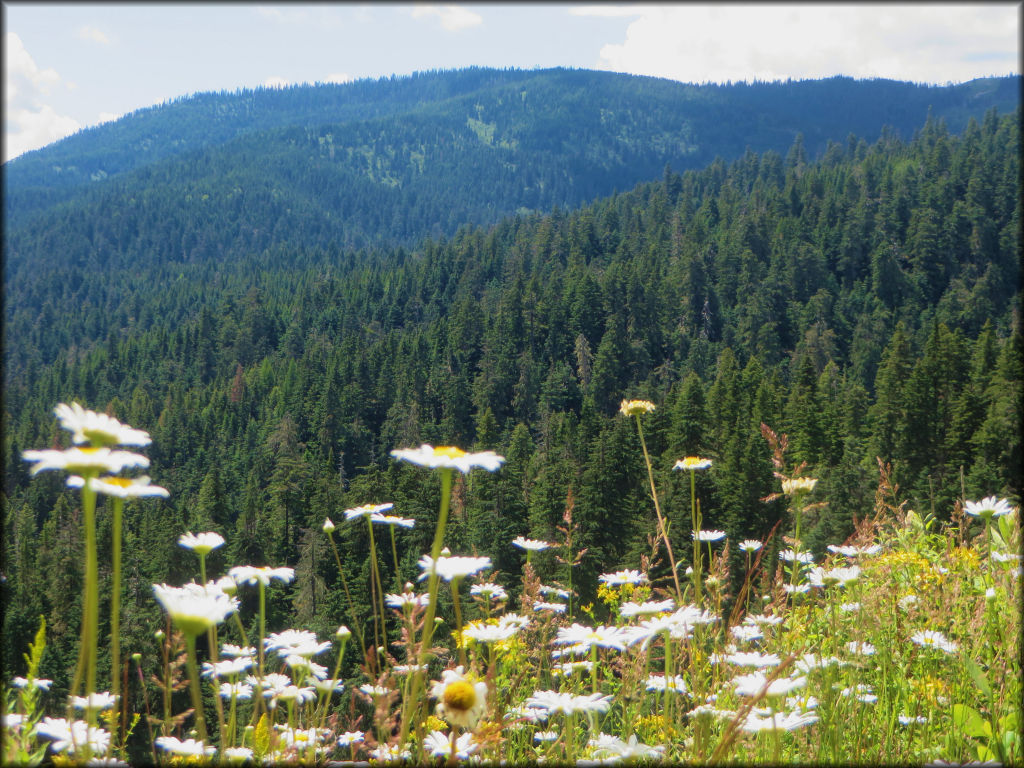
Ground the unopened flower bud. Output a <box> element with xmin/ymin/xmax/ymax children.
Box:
<box><xmin>323</xmin><ymin>518</ymin><xmax>336</xmax><ymax>533</ymax></box>
<box><xmin>131</xmin><ymin>653</ymin><xmax>142</xmax><ymax>663</ymax></box>
<box><xmin>155</xmin><ymin>630</ymin><xmax>165</xmax><ymax>641</ymax></box>
<box><xmin>336</xmin><ymin>625</ymin><xmax>351</xmax><ymax>639</ymax></box>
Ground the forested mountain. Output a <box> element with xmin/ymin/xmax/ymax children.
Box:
<box><xmin>3</xmin><ymin>66</ymin><xmax>1020</xmax><ymax>692</ymax></box>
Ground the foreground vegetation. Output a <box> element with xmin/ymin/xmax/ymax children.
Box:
<box><xmin>3</xmin><ymin>402</ymin><xmax>1019</xmax><ymax>765</ymax></box>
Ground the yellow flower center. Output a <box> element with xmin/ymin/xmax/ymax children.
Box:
<box><xmin>434</xmin><ymin>446</ymin><xmax>467</xmax><ymax>459</ymax></box>
<box><xmin>442</xmin><ymin>680</ymin><xmax>477</xmax><ymax>712</ymax></box>
<box><xmin>103</xmin><ymin>477</ymin><xmax>135</xmax><ymax>488</ymax></box>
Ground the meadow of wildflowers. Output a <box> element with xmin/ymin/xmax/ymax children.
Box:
<box><xmin>2</xmin><ymin>402</ymin><xmax>1020</xmax><ymax>765</ymax></box>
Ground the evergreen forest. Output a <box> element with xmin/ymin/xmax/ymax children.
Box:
<box><xmin>1</xmin><ymin>68</ymin><xmax>1021</xmax><ymax>764</ymax></box>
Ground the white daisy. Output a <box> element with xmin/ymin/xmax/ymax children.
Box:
<box><xmin>54</xmin><ymin>402</ymin><xmax>151</xmax><ymax>447</ymax></box>
<box><xmin>391</xmin><ymin>444</ymin><xmax>504</xmax><ymax>473</ymax></box>
<box><xmin>430</xmin><ymin>666</ymin><xmax>488</xmax><ymax>729</ymax></box>
<box><xmin>417</xmin><ymin>554</ymin><xmax>492</xmax><ymax>582</ymax></box>
<box><xmin>178</xmin><ymin>531</ymin><xmax>225</xmax><ymax>555</ymax></box>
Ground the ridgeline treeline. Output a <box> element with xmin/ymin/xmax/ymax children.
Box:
<box><xmin>2</xmin><ymin>108</ymin><xmax>1020</xmax><ymax>703</ymax></box>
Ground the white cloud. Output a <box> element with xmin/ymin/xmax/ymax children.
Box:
<box><xmin>4</xmin><ymin>33</ymin><xmax>80</xmax><ymax>161</ymax></box>
<box><xmin>410</xmin><ymin>5</ymin><xmax>483</xmax><ymax>32</ymax></box>
<box><xmin>592</xmin><ymin>5</ymin><xmax>1020</xmax><ymax>85</ymax></box>
<box><xmin>96</xmin><ymin>112</ymin><xmax>120</xmax><ymax>125</ymax></box>
<box><xmin>262</xmin><ymin>76</ymin><xmax>291</xmax><ymax>89</ymax></box>
<box><xmin>569</xmin><ymin>5</ymin><xmax>651</xmax><ymax>18</ymax></box>
<box><xmin>323</xmin><ymin>72</ymin><xmax>354</xmax><ymax>84</ymax></box>
<box><xmin>76</xmin><ymin>25</ymin><xmax>110</xmax><ymax>45</ymax></box>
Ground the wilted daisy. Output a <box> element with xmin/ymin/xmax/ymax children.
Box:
<box><xmin>67</xmin><ymin>474</ymin><xmax>168</xmax><ymax>498</ymax></box>
<box><xmin>430</xmin><ymin>666</ymin><xmax>488</xmax><ymax>729</ymax></box>
<box><xmin>645</xmin><ymin>674</ymin><xmax>688</xmax><ymax>693</ymax></box>
<box><xmin>674</xmin><ymin>456</ymin><xmax>713</xmax><ymax>471</ymax></box>
<box><xmin>964</xmin><ymin>496</ymin><xmax>1015</xmax><ymax>520</ymax></box>
<box><xmin>35</xmin><ymin>717</ymin><xmax>111</xmax><ymax>754</ymax></box>
<box><xmin>391</xmin><ymin>444</ymin><xmax>505</xmax><ymax>473</ymax></box>
<box><xmin>417</xmin><ymin>554</ymin><xmax>492</xmax><ymax>582</ymax></box>
<box><xmin>781</xmin><ymin>477</ymin><xmax>817</xmax><ymax>495</ymax></box>
<box><xmin>693</xmin><ymin>529</ymin><xmax>727</xmax><ymax>542</ymax></box>
<box><xmin>153</xmin><ymin>581</ymin><xmax>238</xmax><ymax>635</ymax></box>
<box><xmin>23</xmin><ymin>447</ymin><xmax>149</xmax><ymax>476</ymax></box>
<box><xmin>228</xmin><ymin>565</ymin><xmax>295</xmax><ymax>586</ymax></box>
<box><xmin>739</xmin><ymin>539</ymin><xmax>763</xmax><ymax>553</ymax></box>
<box><xmin>589</xmin><ymin>733</ymin><xmax>666</xmax><ymax>761</ymax></box>
<box><xmin>512</xmin><ymin>536</ymin><xmax>555</xmax><ymax>551</ymax></box>
<box><xmin>470</xmin><ymin>582</ymin><xmax>508</xmax><ymax>601</ymax></box>
<box><xmin>620</xmin><ymin>399</ymin><xmax>656</xmax><ymax>416</ymax></box>
<box><xmin>343</xmin><ymin>502</ymin><xmax>394</xmax><ymax>521</ymax></box>
<box><xmin>910</xmin><ymin>630</ymin><xmax>959</xmax><ymax>654</ymax></box>
<box><xmin>598</xmin><ymin>569</ymin><xmax>648</xmax><ymax>587</ymax></box>
<box><xmin>524</xmin><ymin>690</ymin><xmax>613</xmax><ymax>716</ymax></box>
<box><xmin>178</xmin><ymin>531</ymin><xmax>226</xmax><ymax>555</ymax></box>
<box><xmin>423</xmin><ymin>730</ymin><xmax>478</xmax><ymax>760</ymax></box>
<box><xmin>54</xmin><ymin>403</ymin><xmax>152</xmax><ymax>447</ymax></box>
<box><xmin>155</xmin><ymin>736</ymin><xmax>217</xmax><ymax>757</ymax></box>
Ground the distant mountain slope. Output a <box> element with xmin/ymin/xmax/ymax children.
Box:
<box><xmin>3</xmin><ymin>68</ymin><xmax>1019</xmax><ymax>232</ymax></box>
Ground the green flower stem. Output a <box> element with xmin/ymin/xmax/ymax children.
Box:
<box><xmin>590</xmin><ymin>643</ymin><xmax>599</xmax><ymax>694</ymax></box>
<box><xmin>690</xmin><ymin>471</ymin><xmax>703</xmax><ymax>606</ymax></box>
<box><xmin>316</xmin><ymin>636</ymin><xmax>348</xmax><ymax>735</ymax></box>
<box><xmin>366</xmin><ymin>517</ymin><xmax>389</xmax><ymax>660</ymax></box>
<box><xmin>184</xmin><ymin>633</ymin><xmax>208</xmax><ymax>744</ymax></box>
<box><xmin>401</xmin><ymin>467</ymin><xmax>454</xmax><ymax>752</ymax></box>
<box><xmin>82</xmin><ymin>477</ymin><xmax>100</xmax><ymax>728</ymax></box>
<box><xmin>664</xmin><ymin>631</ymin><xmax>674</xmax><ymax>725</ymax></box>
<box><xmin>326</xmin><ymin>531</ymin><xmax>368</xmax><ymax>666</ymax></box>
<box><xmin>451</xmin><ymin>577</ymin><xmax>467</xmax><ymax>669</ymax></box>
<box><xmin>389</xmin><ymin>525</ymin><xmax>402</xmax><ymax>591</ymax></box>
<box><xmin>635</xmin><ymin>417</ymin><xmax>683</xmax><ymax>603</ymax></box>
<box><xmin>109</xmin><ymin>496</ymin><xmax>124</xmax><ymax>748</ymax></box>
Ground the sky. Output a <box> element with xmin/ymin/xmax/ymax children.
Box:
<box><xmin>3</xmin><ymin>2</ymin><xmax>1020</xmax><ymax>162</ymax></box>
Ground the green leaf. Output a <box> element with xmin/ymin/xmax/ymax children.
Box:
<box><xmin>965</xmin><ymin>657</ymin><xmax>992</xmax><ymax>699</ymax></box>
<box><xmin>953</xmin><ymin>704</ymin><xmax>989</xmax><ymax>739</ymax></box>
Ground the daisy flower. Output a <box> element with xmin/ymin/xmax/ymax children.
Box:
<box><xmin>674</xmin><ymin>456</ymin><xmax>713</xmax><ymax>471</ymax></box>
<box><xmin>598</xmin><ymin>569</ymin><xmax>648</xmax><ymax>587</ymax></box>
<box><xmin>693</xmin><ymin>529</ymin><xmax>727</xmax><ymax>542</ymax></box>
<box><xmin>430</xmin><ymin>666</ymin><xmax>488</xmax><ymax>729</ymax></box>
<box><xmin>552</xmin><ymin>623</ymin><xmax>628</xmax><ymax>654</ymax></box>
<box><xmin>178</xmin><ymin>531</ymin><xmax>226</xmax><ymax>555</ymax></box>
<box><xmin>533</xmin><ymin>601</ymin><xmax>567</xmax><ymax>613</ymax></box>
<box><xmin>417</xmin><ymin>554</ymin><xmax>492</xmax><ymax>582</ymax></box>
<box><xmin>827</xmin><ymin>543</ymin><xmax>882</xmax><ymax>557</ymax></box>
<box><xmin>386</xmin><ymin>589</ymin><xmax>430</xmax><ymax>610</ymax></box>
<box><xmin>219</xmin><ymin>682</ymin><xmax>254</xmax><ymax>700</ymax></box>
<box><xmin>23</xmin><ymin>447</ymin><xmax>149</xmax><ymax>476</ymax></box>
<box><xmin>620</xmin><ymin>598</ymin><xmax>676</xmax><ymax>617</ymax></box>
<box><xmin>391</xmin><ymin>444</ymin><xmax>504</xmax><ymax>473</ymax></box>
<box><xmin>910</xmin><ymin>630</ymin><xmax>959</xmax><ymax>654</ymax></box>
<box><xmin>964</xmin><ymin>496</ymin><xmax>1015</xmax><ymax>519</ymax></box>
<box><xmin>523</xmin><ymin>690</ymin><xmax>613</xmax><ymax>716</ymax></box>
<box><xmin>512</xmin><ymin>535</ymin><xmax>555</xmax><ymax>551</ymax></box>
<box><xmin>228</xmin><ymin>565</ymin><xmax>295</xmax><ymax>586</ymax></box>
<box><xmin>740</xmin><ymin>710</ymin><xmax>819</xmax><ymax>732</ymax></box>
<box><xmin>265</xmin><ymin>629</ymin><xmax>331</xmax><ymax>658</ymax></box>
<box><xmin>778</xmin><ymin>549</ymin><xmax>815</xmax><ymax>564</ymax></box>
<box><xmin>733</xmin><ymin>671</ymin><xmax>807</xmax><ymax>698</ymax></box>
<box><xmin>66</xmin><ymin>475</ymin><xmax>168</xmax><ymax>498</ymax></box>
<box><xmin>155</xmin><ymin>736</ymin><xmax>217</xmax><ymax>757</ymax></box>
<box><xmin>738</xmin><ymin>539</ymin><xmax>763</xmax><ymax>553</ymax></box>
<box><xmin>370</xmin><ymin>513</ymin><xmax>415</xmax><ymax>528</ymax></box>
<box><xmin>153</xmin><ymin>581</ymin><xmax>238</xmax><ymax>636</ymax></box>
<box><xmin>337</xmin><ymin>731</ymin><xmax>365</xmax><ymax>747</ymax></box>
<box><xmin>589</xmin><ymin>733</ymin><xmax>666</xmax><ymax>761</ymax></box>
<box><xmin>35</xmin><ymin>717</ymin><xmax>111</xmax><ymax>754</ymax></box>
<box><xmin>645</xmin><ymin>674</ymin><xmax>688</xmax><ymax>693</ymax></box>
<box><xmin>423</xmin><ymin>730</ymin><xmax>478</xmax><ymax>760</ymax></box>
<box><xmin>730</xmin><ymin>624</ymin><xmax>764</xmax><ymax>643</ymax></box>
<box><xmin>538</xmin><ymin>585</ymin><xmax>570</xmax><ymax>599</ymax></box>
<box><xmin>221</xmin><ymin>644</ymin><xmax>257</xmax><ymax>657</ymax></box>
<box><xmin>720</xmin><ymin>651</ymin><xmax>781</xmax><ymax>668</ymax></box>
<box><xmin>807</xmin><ymin>565</ymin><xmax>861</xmax><ymax>588</ymax></box>
<box><xmin>54</xmin><ymin>402</ymin><xmax>151</xmax><ymax>447</ymax></box>
<box><xmin>462</xmin><ymin>618</ymin><xmax>524</xmax><ymax>644</ymax></box>
<box><xmin>470</xmin><ymin>582</ymin><xmax>507</xmax><ymax>601</ymax></box>
<box><xmin>343</xmin><ymin>502</ymin><xmax>394</xmax><ymax>521</ymax></box>
<box><xmin>70</xmin><ymin>692</ymin><xmax>119</xmax><ymax>711</ymax></box>
<box><xmin>781</xmin><ymin>477</ymin><xmax>817</xmax><ymax>495</ymax></box>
